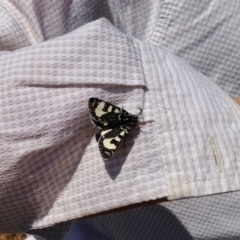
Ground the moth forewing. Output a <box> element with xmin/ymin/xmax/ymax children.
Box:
<box><xmin>89</xmin><ymin>98</ymin><xmax>124</xmax><ymax>129</ymax></box>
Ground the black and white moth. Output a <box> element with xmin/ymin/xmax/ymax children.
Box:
<box><xmin>88</xmin><ymin>98</ymin><xmax>142</xmax><ymax>160</ymax></box>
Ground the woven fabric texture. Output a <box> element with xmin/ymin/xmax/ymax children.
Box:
<box><xmin>63</xmin><ymin>191</ymin><xmax>240</xmax><ymax>240</ymax></box>
<box><xmin>1</xmin><ymin>1</ymin><xmax>240</xmax><ymax>239</ymax></box>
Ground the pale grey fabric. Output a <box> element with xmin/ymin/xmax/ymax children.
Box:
<box><xmin>1</xmin><ymin>1</ymin><xmax>240</xmax><ymax>239</ymax></box>
<box><xmin>150</xmin><ymin>1</ymin><xmax>240</xmax><ymax>97</ymax></box>
<box><xmin>63</xmin><ymin>191</ymin><xmax>240</xmax><ymax>240</ymax></box>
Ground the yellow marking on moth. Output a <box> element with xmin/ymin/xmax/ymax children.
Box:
<box><xmin>114</xmin><ymin>109</ymin><xmax>120</xmax><ymax>113</ymax></box>
<box><xmin>108</xmin><ymin>106</ymin><xmax>113</xmax><ymax>112</ymax></box>
<box><xmin>95</xmin><ymin>102</ymin><xmax>107</xmax><ymax>117</ymax></box>
<box><xmin>119</xmin><ymin>131</ymin><xmax>126</xmax><ymax>136</ymax></box>
<box><xmin>103</xmin><ymin>138</ymin><xmax>117</xmax><ymax>150</ymax></box>
<box><xmin>101</xmin><ymin>129</ymin><xmax>112</xmax><ymax>136</ymax></box>
<box><xmin>102</xmin><ymin>130</ymin><xmax>126</xmax><ymax>149</ymax></box>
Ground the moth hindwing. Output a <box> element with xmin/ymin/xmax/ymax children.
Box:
<box><xmin>88</xmin><ymin>98</ymin><xmax>142</xmax><ymax>160</ymax></box>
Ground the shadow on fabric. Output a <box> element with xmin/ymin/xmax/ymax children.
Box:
<box><xmin>69</xmin><ymin>204</ymin><xmax>193</xmax><ymax>240</ymax></box>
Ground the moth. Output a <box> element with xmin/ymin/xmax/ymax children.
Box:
<box><xmin>88</xmin><ymin>98</ymin><xmax>142</xmax><ymax>160</ymax></box>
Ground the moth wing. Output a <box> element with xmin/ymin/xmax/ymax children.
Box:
<box><xmin>97</xmin><ymin>127</ymin><xmax>129</xmax><ymax>160</ymax></box>
<box><xmin>88</xmin><ymin>98</ymin><xmax>129</xmax><ymax>129</ymax></box>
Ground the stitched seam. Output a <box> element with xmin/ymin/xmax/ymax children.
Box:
<box><xmin>148</xmin><ymin>0</ymin><xmax>176</xmax><ymax>44</ymax></box>
<box><xmin>208</xmin><ymin>136</ymin><xmax>222</xmax><ymax>173</ymax></box>
<box><xmin>137</xmin><ymin>41</ymin><xmax>183</xmax><ymax>198</ymax></box>
<box><xmin>134</xmin><ymin>41</ymin><xmax>164</xmax><ymax>199</ymax></box>
<box><xmin>1</xmin><ymin>0</ymin><xmax>40</xmax><ymax>45</ymax></box>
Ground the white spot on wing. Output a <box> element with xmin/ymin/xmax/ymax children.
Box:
<box><xmin>100</xmin><ymin>129</ymin><xmax>112</xmax><ymax>137</ymax></box>
<box><xmin>119</xmin><ymin>131</ymin><xmax>126</xmax><ymax>136</ymax></box>
<box><xmin>95</xmin><ymin>102</ymin><xmax>107</xmax><ymax>117</ymax></box>
<box><xmin>103</xmin><ymin>138</ymin><xmax>117</xmax><ymax>150</ymax></box>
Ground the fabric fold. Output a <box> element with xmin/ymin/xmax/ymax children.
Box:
<box><xmin>139</xmin><ymin>41</ymin><xmax>240</xmax><ymax>199</ymax></box>
<box><xmin>0</xmin><ymin>19</ymin><xmax>167</xmax><ymax>230</ymax></box>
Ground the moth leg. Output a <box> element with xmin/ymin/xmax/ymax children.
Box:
<box><xmin>136</xmin><ymin>125</ymin><xmax>142</xmax><ymax>132</ymax></box>
<box><xmin>122</xmin><ymin>128</ymin><xmax>130</xmax><ymax>148</ymax></box>
<box><xmin>123</xmin><ymin>133</ymin><xmax>127</xmax><ymax>148</ymax></box>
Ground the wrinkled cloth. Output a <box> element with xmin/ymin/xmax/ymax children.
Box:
<box><xmin>1</xmin><ymin>0</ymin><xmax>240</xmax><ymax>239</ymax></box>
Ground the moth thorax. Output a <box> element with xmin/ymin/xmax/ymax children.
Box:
<box><xmin>122</xmin><ymin>115</ymin><xmax>138</xmax><ymax>123</ymax></box>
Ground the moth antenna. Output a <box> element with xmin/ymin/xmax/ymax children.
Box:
<box><xmin>137</xmin><ymin>107</ymin><xmax>143</xmax><ymax>116</ymax></box>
